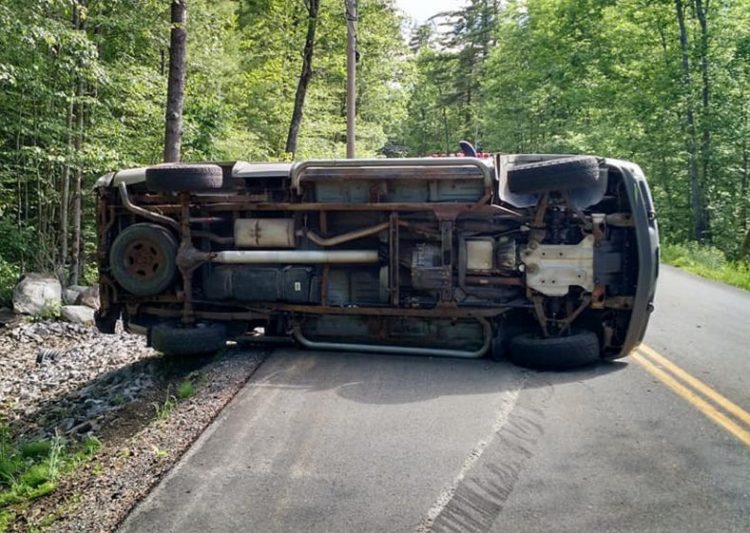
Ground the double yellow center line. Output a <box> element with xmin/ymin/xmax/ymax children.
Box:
<box><xmin>632</xmin><ymin>345</ymin><xmax>750</xmax><ymax>448</ymax></box>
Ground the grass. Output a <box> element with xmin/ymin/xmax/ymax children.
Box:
<box><xmin>152</xmin><ymin>377</ymin><xmax>200</xmax><ymax>420</ymax></box>
<box><xmin>176</xmin><ymin>380</ymin><xmax>195</xmax><ymax>400</ymax></box>
<box><xmin>151</xmin><ymin>446</ymin><xmax>168</xmax><ymax>460</ymax></box>
<box><xmin>151</xmin><ymin>387</ymin><xmax>178</xmax><ymax>421</ymax></box>
<box><xmin>19</xmin><ymin>441</ymin><xmax>52</xmax><ymax>460</ymax></box>
<box><xmin>30</xmin><ymin>302</ymin><xmax>61</xmax><ymax>321</ymax></box>
<box><xmin>0</xmin><ymin>424</ymin><xmax>101</xmax><ymax>532</ymax></box>
<box><xmin>661</xmin><ymin>242</ymin><xmax>750</xmax><ymax>291</ymax></box>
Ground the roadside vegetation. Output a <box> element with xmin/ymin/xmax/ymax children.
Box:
<box><xmin>0</xmin><ymin>424</ymin><xmax>100</xmax><ymax>531</ymax></box>
<box><xmin>661</xmin><ymin>243</ymin><xmax>750</xmax><ymax>291</ymax></box>
<box><xmin>176</xmin><ymin>380</ymin><xmax>196</xmax><ymax>400</ymax></box>
<box><xmin>0</xmin><ymin>261</ymin><xmax>17</xmax><ymax>309</ymax></box>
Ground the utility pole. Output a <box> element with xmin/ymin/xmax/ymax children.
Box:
<box><xmin>345</xmin><ymin>0</ymin><xmax>357</xmax><ymax>158</ymax></box>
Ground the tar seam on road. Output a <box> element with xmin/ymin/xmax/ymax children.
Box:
<box><xmin>415</xmin><ymin>381</ymin><xmax>524</xmax><ymax>533</ymax></box>
<box><xmin>416</xmin><ymin>373</ymin><xmax>557</xmax><ymax>533</ymax></box>
<box><xmin>633</xmin><ymin>345</ymin><xmax>750</xmax><ymax>448</ymax></box>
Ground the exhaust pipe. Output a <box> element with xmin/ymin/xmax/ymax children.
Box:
<box><xmin>211</xmin><ymin>250</ymin><xmax>379</xmax><ymax>264</ymax></box>
<box><xmin>291</xmin><ymin>318</ymin><xmax>491</xmax><ymax>359</ymax></box>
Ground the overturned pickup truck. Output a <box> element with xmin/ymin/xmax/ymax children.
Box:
<box><xmin>94</xmin><ymin>154</ymin><xmax>658</xmax><ymax>369</ymax></box>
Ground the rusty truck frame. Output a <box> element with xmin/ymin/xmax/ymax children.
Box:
<box><xmin>94</xmin><ymin>154</ymin><xmax>658</xmax><ymax>369</ymax></box>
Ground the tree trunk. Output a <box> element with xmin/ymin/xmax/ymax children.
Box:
<box><xmin>71</xmin><ymin>76</ymin><xmax>84</xmax><ymax>285</ymax></box>
<box><xmin>441</xmin><ymin>99</ymin><xmax>450</xmax><ymax>154</ymax></box>
<box><xmin>59</xmin><ymin>96</ymin><xmax>74</xmax><ymax>281</ymax></box>
<box><xmin>743</xmin><ymin>118</ymin><xmax>749</xmax><ymax>228</ymax></box>
<box><xmin>70</xmin><ymin>1</ymin><xmax>85</xmax><ymax>285</ymax></box>
<box><xmin>164</xmin><ymin>0</ymin><xmax>187</xmax><ymax>163</ymax></box>
<box><xmin>695</xmin><ymin>0</ymin><xmax>712</xmax><ymax>240</ymax></box>
<box><xmin>675</xmin><ymin>0</ymin><xmax>708</xmax><ymax>242</ymax></box>
<box><xmin>345</xmin><ymin>0</ymin><xmax>357</xmax><ymax>158</ymax></box>
<box><xmin>736</xmin><ymin>60</ymin><xmax>749</xmax><ymax>249</ymax></box>
<box><xmin>285</xmin><ymin>0</ymin><xmax>320</xmax><ymax>156</ymax></box>
<box><xmin>741</xmin><ymin>226</ymin><xmax>750</xmax><ymax>261</ymax></box>
<box><xmin>464</xmin><ymin>72</ymin><xmax>473</xmax><ymax>132</ymax></box>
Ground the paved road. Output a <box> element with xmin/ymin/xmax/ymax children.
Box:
<box><xmin>121</xmin><ymin>265</ymin><xmax>750</xmax><ymax>533</ymax></box>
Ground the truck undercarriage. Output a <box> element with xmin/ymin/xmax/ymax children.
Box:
<box><xmin>95</xmin><ymin>155</ymin><xmax>657</xmax><ymax>368</ymax></box>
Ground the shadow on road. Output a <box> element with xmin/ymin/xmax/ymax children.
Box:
<box><xmin>249</xmin><ymin>348</ymin><xmax>628</xmax><ymax>406</ymax></box>
<box><xmin>10</xmin><ymin>350</ymin><xmax>224</xmax><ymax>442</ymax></box>
<box><xmin>11</xmin><ymin>346</ymin><xmax>628</xmax><ymax>439</ymax></box>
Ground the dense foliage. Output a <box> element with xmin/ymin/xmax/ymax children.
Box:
<box><xmin>403</xmin><ymin>0</ymin><xmax>750</xmax><ymax>260</ymax></box>
<box><xmin>661</xmin><ymin>242</ymin><xmax>750</xmax><ymax>291</ymax></box>
<box><xmin>0</xmin><ymin>0</ymin><xmax>408</xmax><ymax>298</ymax></box>
<box><xmin>0</xmin><ymin>0</ymin><xmax>748</xmax><ymax>302</ymax></box>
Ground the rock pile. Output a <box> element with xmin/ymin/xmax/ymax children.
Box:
<box><xmin>12</xmin><ymin>274</ymin><xmax>61</xmax><ymax>315</ymax></box>
<box><xmin>11</xmin><ymin>273</ymin><xmax>100</xmax><ymax>324</ymax></box>
<box><xmin>0</xmin><ymin>300</ymin><xmax>268</xmax><ymax>531</ymax></box>
<box><xmin>0</xmin><ymin>319</ymin><xmax>156</xmax><ymax>440</ymax></box>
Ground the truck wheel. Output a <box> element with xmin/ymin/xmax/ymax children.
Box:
<box><xmin>489</xmin><ymin>323</ymin><xmax>523</xmax><ymax>362</ymax></box>
<box><xmin>489</xmin><ymin>334</ymin><xmax>506</xmax><ymax>361</ymax></box>
<box><xmin>509</xmin><ymin>330</ymin><xmax>600</xmax><ymax>370</ymax></box>
<box><xmin>94</xmin><ymin>305</ymin><xmax>120</xmax><ymax>334</ymax></box>
<box><xmin>507</xmin><ymin>156</ymin><xmax>600</xmax><ymax>194</ymax></box>
<box><xmin>150</xmin><ymin>322</ymin><xmax>227</xmax><ymax>356</ymax></box>
<box><xmin>109</xmin><ymin>223</ymin><xmax>177</xmax><ymax>297</ymax></box>
<box><xmin>145</xmin><ymin>163</ymin><xmax>223</xmax><ymax>193</ymax></box>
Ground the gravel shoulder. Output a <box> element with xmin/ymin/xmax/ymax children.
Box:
<box><xmin>0</xmin><ymin>317</ymin><xmax>266</xmax><ymax>532</ymax></box>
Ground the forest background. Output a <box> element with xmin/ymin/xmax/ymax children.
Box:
<box><xmin>1</xmin><ymin>0</ymin><xmax>749</xmax><ymax>303</ymax></box>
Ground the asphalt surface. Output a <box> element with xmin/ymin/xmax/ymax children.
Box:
<box><xmin>120</xmin><ymin>265</ymin><xmax>750</xmax><ymax>533</ymax></box>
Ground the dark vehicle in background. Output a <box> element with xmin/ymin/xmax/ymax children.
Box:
<box><xmin>93</xmin><ymin>153</ymin><xmax>658</xmax><ymax>369</ymax></box>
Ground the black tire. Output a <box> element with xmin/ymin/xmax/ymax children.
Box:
<box><xmin>109</xmin><ymin>223</ymin><xmax>177</xmax><ymax>296</ymax></box>
<box><xmin>145</xmin><ymin>163</ymin><xmax>223</xmax><ymax>193</ymax></box>
<box><xmin>489</xmin><ymin>334</ymin><xmax>505</xmax><ymax>361</ymax></box>
<box><xmin>509</xmin><ymin>330</ymin><xmax>600</xmax><ymax>370</ymax></box>
<box><xmin>489</xmin><ymin>323</ymin><xmax>524</xmax><ymax>362</ymax></box>
<box><xmin>151</xmin><ymin>322</ymin><xmax>227</xmax><ymax>356</ymax></box>
<box><xmin>459</xmin><ymin>140</ymin><xmax>477</xmax><ymax>157</ymax></box>
<box><xmin>489</xmin><ymin>327</ymin><xmax>511</xmax><ymax>361</ymax></box>
<box><xmin>94</xmin><ymin>305</ymin><xmax>120</xmax><ymax>334</ymax></box>
<box><xmin>507</xmin><ymin>156</ymin><xmax>600</xmax><ymax>194</ymax></box>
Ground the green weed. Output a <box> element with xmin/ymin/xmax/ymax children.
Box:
<box><xmin>0</xmin><ymin>509</ymin><xmax>15</xmax><ymax>532</ymax></box>
<box><xmin>19</xmin><ymin>440</ymin><xmax>51</xmax><ymax>460</ymax></box>
<box><xmin>176</xmin><ymin>380</ymin><xmax>195</xmax><ymax>400</ymax></box>
<box><xmin>80</xmin><ymin>436</ymin><xmax>101</xmax><ymax>457</ymax></box>
<box><xmin>19</xmin><ymin>465</ymin><xmax>50</xmax><ymax>489</ymax></box>
<box><xmin>662</xmin><ymin>242</ymin><xmax>750</xmax><ymax>291</ymax></box>
<box><xmin>0</xmin><ymin>460</ymin><xmax>19</xmax><ymax>485</ymax></box>
<box><xmin>152</xmin><ymin>387</ymin><xmax>178</xmax><ymax>421</ymax></box>
<box><xmin>0</xmin><ymin>423</ymin><xmax>101</xmax><ymax>531</ymax></box>
<box><xmin>110</xmin><ymin>393</ymin><xmax>127</xmax><ymax>406</ymax></box>
<box><xmin>0</xmin><ymin>424</ymin><xmax>11</xmax><ymax>460</ymax></box>
<box><xmin>151</xmin><ymin>446</ymin><xmax>168</xmax><ymax>460</ymax></box>
<box><xmin>46</xmin><ymin>434</ymin><xmax>65</xmax><ymax>479</ymax></box>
